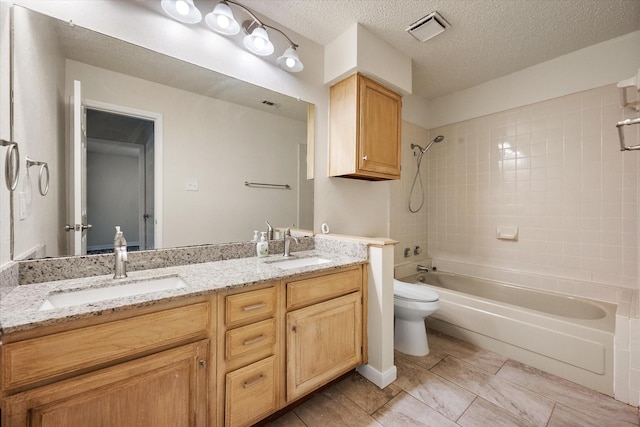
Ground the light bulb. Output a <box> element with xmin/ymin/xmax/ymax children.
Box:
<box><xmin>217</xmin><ymin>14</ymin><xmax>230</xmax><ymax>28</ymax></box>
<box><xmin>253</xmin><ymin>37</ymin><xmax>265</xmax><ymax>50</ymax></box>
<box><xmin>175</xmin><ymin>0</ymin><xmax>189</xmax><ymax>15</ymax></box>
<box><xmin>285</xmin><ymin>57</ymin><xmax>296</xmax><ymax>68</ymax></box>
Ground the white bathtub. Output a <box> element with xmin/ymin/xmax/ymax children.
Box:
<box><xmin>396</xmin><ymin>270</ymin><xmax>616</xmax><ymax>395</ymax></box>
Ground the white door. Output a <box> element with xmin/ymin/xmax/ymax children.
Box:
<box><xmin>69</xmin><ymin>80</ymin><xmax>90</xmax><ymax>255</ymax></box>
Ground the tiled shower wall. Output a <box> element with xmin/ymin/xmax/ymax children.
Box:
<box><xmin>391</xmin><ymin>83</ymin><xmax>640</xmax><ymax>405</ymax></box>
<box><xmin>426</xmin><ymin>84</ymin><xmax>638</xmax><ymax>290</ymax></box>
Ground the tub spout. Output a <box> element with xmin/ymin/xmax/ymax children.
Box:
<box><xmin>417</xmin><ymin>264</ymin><xmax>431</xmax><ymax>272</ymax></box>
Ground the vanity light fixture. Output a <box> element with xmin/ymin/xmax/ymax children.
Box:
<box><xmin>162</xmin><ymin>0</ymin><xmax>304</xmax><ymax>72</ymax></box>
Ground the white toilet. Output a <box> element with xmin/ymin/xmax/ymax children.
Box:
<box><xmin>393</xmin><ymin>279</ymin><xmax>440</xmax><ymax>356</ymax></box>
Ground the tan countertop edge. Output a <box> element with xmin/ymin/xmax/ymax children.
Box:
<box><xmin>315</xmin><ymin>234</ymin><xmax>399</xmax><ymax>247</ymax></box>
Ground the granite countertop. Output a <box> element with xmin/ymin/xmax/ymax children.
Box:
<box><xmin>0</xmin><ymin>250</ymin><xmax>367</xmax><ymax>334</ymax></box>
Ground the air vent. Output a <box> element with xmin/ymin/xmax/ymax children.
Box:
<box><xmin>261</xmin><ymin>100</ymin><xmax>279</xmax><ymax>108</ymax></box>
<box><xmin>406</xmin><ymin>11</ymin><xmax>450</xmax><ymax>42</ymax></box>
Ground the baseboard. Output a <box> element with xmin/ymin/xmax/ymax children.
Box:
<box><xmin>356</xmin><ymin>363</ymin><xmax>397</xmax><ymax>389</ymax></box>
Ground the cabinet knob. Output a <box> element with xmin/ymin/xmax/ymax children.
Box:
<box><xmin>199</xmin><ymin>359</ymin><xmax>207</xmax><ymax>368</ymax></box>
<box><xmin>362</xmin><ymin>155</ymin><xmax>368</xmax><ymax>161</ymax></box>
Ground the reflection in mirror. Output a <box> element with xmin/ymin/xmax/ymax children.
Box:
<box><xmin>12</xmin><ymin>5</ymin><xmax>313</xmax><ymax>260</ymax></box>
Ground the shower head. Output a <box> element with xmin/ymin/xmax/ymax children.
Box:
<box><xmin>411</xmin><ymin>135</ymin><xmax>445</xmax><ymax>155</ymax></box>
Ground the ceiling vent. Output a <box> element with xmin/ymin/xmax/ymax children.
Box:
<box><xmin>406</xmin><ymin>11</ymin><xmax>450</xmax><ymax>42</ymax></box>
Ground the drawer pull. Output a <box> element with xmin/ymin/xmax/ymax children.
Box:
<box><xmin>242</xmin><ymin>374</ymin><xmax>266</xmax><ymax>389</ymax></box>
<box><xmin>243</xmin><ymin>334</ymin><xmax>267</xmax><ymax>346</ymax></box>
<box><xmin>242</xmin><ymin>302</ymin><xmax>267</xmax><ymax>312</ymax></box>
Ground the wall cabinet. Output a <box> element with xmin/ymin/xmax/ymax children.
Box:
<box><xmin>329</xmin><ymin>73</ymin><xmax>402</xmax><ymax>180</ymax></box>
<box><xmin>1</xmin><ymin>298</ymin><xmax>212</xmax><ymax>427</ymax></box>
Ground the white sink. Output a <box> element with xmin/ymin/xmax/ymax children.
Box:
<box><xmin>39</xmin><ymin>275</ymin><xmax>187</xmax><ymax>311</ymax></box>
<box><xmin>270</xmin><ymin>256</ymin><xmax>332</xmax><ymax>270</ymax></box>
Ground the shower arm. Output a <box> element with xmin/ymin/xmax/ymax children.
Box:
<box><xmin>617</xmin><ymin>117</ymin><xmax>640</xmax><ymax>151</ymax></box>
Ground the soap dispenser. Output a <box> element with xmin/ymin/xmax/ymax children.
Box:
<box><xmin>256</xmin><ymin>231</ymin><xmax>269</xmax><ymax>257</ymax></box>
<box><xmin>113</xmin><ymin>226</ymin><xmax>128</xmax><ymax>279</ymax></box>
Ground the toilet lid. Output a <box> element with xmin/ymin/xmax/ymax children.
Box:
<box><xmin>393</xmin><ymin>279</ymin><xmax>439</xmax><ymax>302</ymax></box>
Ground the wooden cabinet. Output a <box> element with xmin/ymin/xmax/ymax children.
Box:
<box><xmin>1</xmin><ymin>264</ymin><xmax>367</xmax><ymax>427</ymax></box>
<box><xmin>216</xmin><ymin>284</ymin><xmax>280</xmax><ymax>427</ymax></box>
<box><xmin>0</xmin><ymin>298</ymin><xmax>212</xmax><ymax>426</ymax></box>
<box><xmin>2</xmin><ymin>341</ymin><xmax>209</xmax><ymax>427</ymax></box>
<box><xmin>284</xmin><ymin>266</ymin><xmax>365</xmax><ymax>402</ymax></box>
<box><xmin>329</xmin><ymin>73</ymin><xmax>402</xmax><ymax>180</ymax></box>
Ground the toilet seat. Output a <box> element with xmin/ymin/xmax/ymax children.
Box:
<box><xmin>394</xmin><ymin>279</ymin><xmax>439</xmax><ymax>302</ymax></box>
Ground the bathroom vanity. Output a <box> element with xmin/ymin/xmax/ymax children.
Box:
<box><xmin>0</xmin><ymin>250</ymin><xmax>367</xmax><ymax>427</ymax></box>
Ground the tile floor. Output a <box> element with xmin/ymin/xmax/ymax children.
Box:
<box><xmin>265</xmin><ymin>330</ymin><xmax>639</xmax><ymax>427</ymax></box>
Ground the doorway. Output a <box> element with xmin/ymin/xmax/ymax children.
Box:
<box><xmin>85</xmin><ymin>109</ymin><xmax>155</xmax><ymax>254</ymax></box>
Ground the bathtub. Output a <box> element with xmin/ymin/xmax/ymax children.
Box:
<box><xmin>396</xmin><ymin>270</ymin><xmax>616</xmax><ymax>396</ymax></box>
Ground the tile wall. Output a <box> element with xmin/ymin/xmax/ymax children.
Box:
<box><xmin>391</xmin><ymin>84</ymin><xmax>640</xmax><ymax>406</ymax></box>
<box><xmin>426</xmin><ymin>84</ymin><xmax>638</xmax><ymax>290</ymax></box>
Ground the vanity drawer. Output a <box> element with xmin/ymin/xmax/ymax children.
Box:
<box><xmin>225</xmin><ymin>287</ymin><xmax>276</xmax><ymax>327</ymax></box>
<box><xmin>225</xmin><ymin>355</ymin><xmax>277</xmax><ymax>427</ymax></box>
<box><xmin>225</xmin><ymin>318</ymin><xmax>276</xmax><ymax>361</ymax></box>
<box><xmin>2</xmin><ymin>302</ymin><xmax>210</xmax><ymax>391</ymax></box>
<box><xmin>286</xmin><ymin>267</ymin><xmax>362</xmax><ymax>310</ymax></box>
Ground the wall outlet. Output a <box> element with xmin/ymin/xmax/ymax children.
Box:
<box><xmin>185</xmin><ymin>179</ymin><xmax>198</xmax><ymax>191</ymax></box>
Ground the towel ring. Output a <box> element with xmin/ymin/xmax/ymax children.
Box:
<box><xmin>1</xmin><ymin>139</ymin><xmax>20</xmax><ymax>192</ymax></box>
<box><xmin>26</xmin><ymin>157</ymin><xmax>49</xmax><ymax>196</ymax></box>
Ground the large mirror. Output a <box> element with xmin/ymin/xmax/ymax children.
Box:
<box><xmin>12</xmin><ymin>5</ymin><xmax>313</xmax><ymax>260</ymax></box>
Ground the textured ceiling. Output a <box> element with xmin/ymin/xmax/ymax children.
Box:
<box><xmin>238</xmin><ymin>0</ymin><xmax>640</xmax><ymax>100</ymax></box>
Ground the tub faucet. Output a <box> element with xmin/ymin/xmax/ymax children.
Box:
<box><xmin>114</xmin><ymin>226</ymin><xmax>128</xmax><ymax>279</ymax></box>
<box><xmin>283</xmin><ymin>227</ymin><xmax>299</xmax><ymax>258</ymax></box>
<box><xmin>417</xmin><ymin>264</ymin><xmax>431</xmax><ymax>272</ymax></box>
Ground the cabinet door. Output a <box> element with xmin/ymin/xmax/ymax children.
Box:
<box><xmin>358</xmin><ymin>76</ymin><xmax>401</xmax><ymax>178</ymax></box>
<box><xmin>286</xmin><ymin>293</ymin><xmax>362</xmax><ymax>401</ymax></box>
<box><xmin>3</xmin><ymin>341</ymin><xmax>209</xmax><ymax>427</ymax></box>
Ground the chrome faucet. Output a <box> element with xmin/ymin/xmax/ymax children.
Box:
<box><xmin>283</xmin><ymin>227</ymin><xmax>299</xmax><ymax>258</ymax></box>
<box><xmin>114</xmin><ymin>226</ymin><xmax>128</xmax><ymax>279</ymax></box>
<box><xmin>417</xmin><ymin>264</ymin><xmax>431</xmax><ymax>272</ymax></box>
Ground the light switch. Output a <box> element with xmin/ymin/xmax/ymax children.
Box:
<box><xmin>185</xmin><ymin>179</ymin><xmax>198</xmax><ymax>191</ymax></box>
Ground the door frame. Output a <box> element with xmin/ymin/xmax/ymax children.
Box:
<box><xmin>83</xmin><ymin>99</ymin><xmax>163</xmax><ymax>249</ymax></box>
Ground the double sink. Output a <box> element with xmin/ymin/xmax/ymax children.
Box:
<box><xmin>38</xmin><ymin>256</ymin><xmax>332</xmax><ymax>311</ymax></box>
